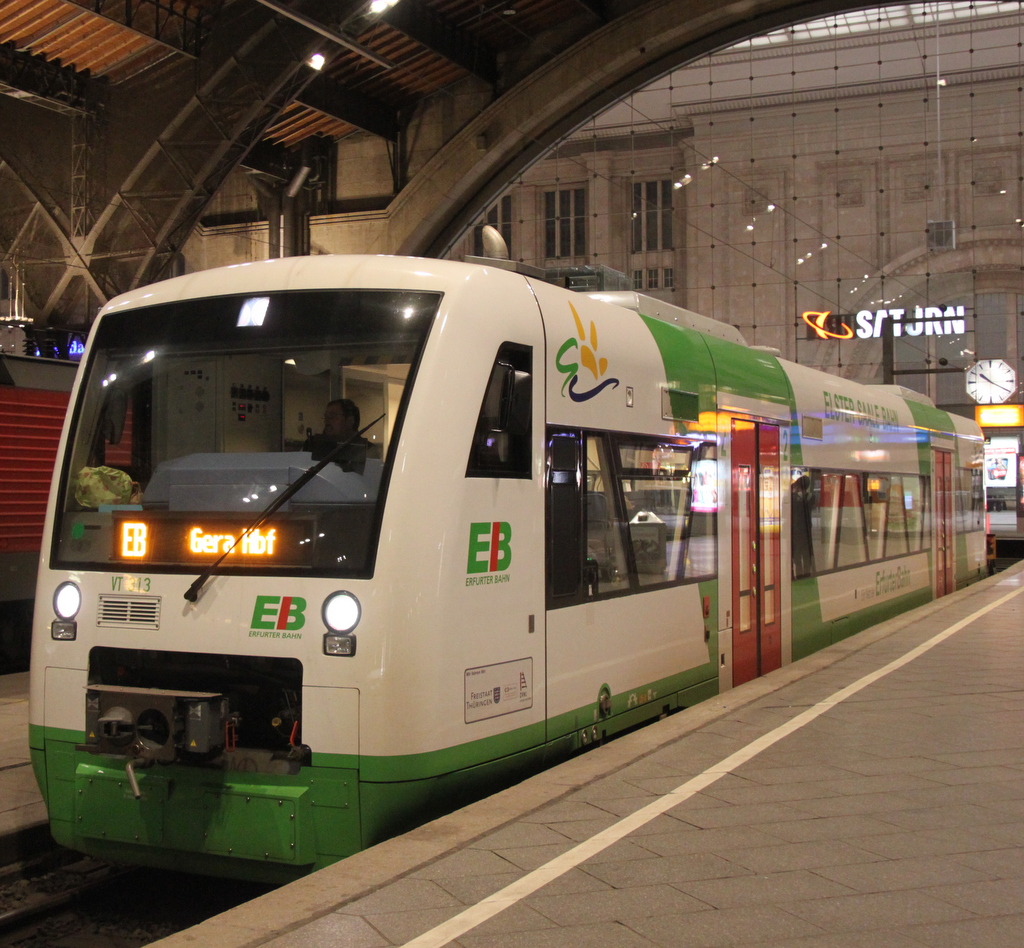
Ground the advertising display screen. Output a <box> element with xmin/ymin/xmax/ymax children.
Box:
<box><xmin>984</xmin><ymin>438</ymin><xmax>1018</xmax><ymax>490</ymax></box>
<box><xmin>691</xmin><ymin>458</ymin><xmax>719</xmax><ymax>513</ymax></box>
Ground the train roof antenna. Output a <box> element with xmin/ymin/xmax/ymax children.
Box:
<box><xmin>480</xmin><ymin>225</ymin><xmax>510</xmax><ymax>260</ymax></box>
<box><xmin>183</xmin><ymin>412</ymin><xmax>386</xmax><ymax>603</ymax></box>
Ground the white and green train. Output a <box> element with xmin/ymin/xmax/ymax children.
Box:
<box><xmin>30</xmin><ymin>255</ymin><xmax>986</xmax><ymax>882</ymax></box>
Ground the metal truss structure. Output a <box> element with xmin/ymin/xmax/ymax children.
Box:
<box><xmin>0</xmin><ymin>41</ymin><xmax>98</xmax><ymax>114</ymax></box>
<box><xmin>79</xmin><ymin>0</ymin><xmax>214</xmax><ymax>58</ymax></box>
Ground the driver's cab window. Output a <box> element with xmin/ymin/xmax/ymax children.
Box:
<box><xmin>76</xmin><ymin>352</ymin><xmax>408</xmax><ymax>512</ymax></box>
<box><xmin>56</xmin><ymin>290</ymin><xmax>438</xmax><ymax>573</ymax></box>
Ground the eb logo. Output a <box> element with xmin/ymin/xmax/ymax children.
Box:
<box><xmin>251</xmin><ymin>595</ymin><xmax>306</xmax><ymax>631</ymax></box>
<box><xmin>467</xmin><ymin>522</ymin><xmax>512</xmax><ymax>574</ymax></box>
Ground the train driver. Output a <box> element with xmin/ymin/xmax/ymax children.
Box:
<box><xmin>304</xmin><ymin>398</ymin><xmax>369</xmax><ymax>451</ymax></box>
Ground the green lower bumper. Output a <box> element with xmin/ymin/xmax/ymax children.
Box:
<box><xmin>47</xmin><ymin>743</ymin><xmax>359</xmax><ymax>882</ymax></box>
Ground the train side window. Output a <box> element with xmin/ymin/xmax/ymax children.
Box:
<box><xmin>790</xmin><ymin>468</ymin><xmax>814</xmax><ymax>579</ymax></box>
<box><xmin>864</xmin><ymin>475</ymin><xmax>889</xmax><ymax>560</ymax></box>
<box><xmin>467</xmin><ymin>343</ymin><xmax>532</xmax><ymax>478</ymax></box>
<box><xmin>617</xmin><ymin>439</ymin><xmax>695</xmax><ymax>586</ymax></box>
<box><xmin>904</xmin><ymin>475</ymin><xmax>928</xmax><ymax>551</ymax></box>
<box><xmin>813</xmin><ymin>472</ymin><xmax>841</xmax><ymax>572</ymax></box>
<box><xmin>584</xmin><ymin>434</ymin><xmax>629</xmax><ymax>596</ymax></box>
<box><xmin>970</xmin><ymin>467</ymin><xmax>984</xmax><ymax>530</ymax></box>
<box><xmin>547</xmin><ymin>429</ymin><xmax>582</xmax><ymax>600</ymax></box>
<box><xmin>885</xmin><ymin>476</ymin><xmax>910</xmax><ymax>556</ymax></box>
<box><xmin>800</xmin><ymin>468</ymin><xmax>944</xmax><ymax>574</ymax></box>
<box><xmin>686</xmin><ymin>443</ymin><xmax>718</xmax><ymax>580</ymax></box>
<box><xmin>954</xmin><ymin>469</ymin><xmax>966</xmax><ymax>533</ymax></box>
<box><xmin>835</xmin><ymin>473</ymin><xmax>867</xmax><ymax>568</ymax></box>
<box><xmin>957</xmin><ymin>467</ymin><xmax>984</xmax><ymax>532</ymax></box>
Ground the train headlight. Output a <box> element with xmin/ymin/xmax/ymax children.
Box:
<box><xmin>52</xmin><ymin>582</ymin><xmax>80</xmax><ymax>640</ymax></box>
<box><xmin>53</xmin><ymin>582</ymin><xmax>81</xmax><ymax>619</ymax></box>
<box><xmin>322</xmin><ymin>591</ymin><xmax>359</xmax><ymax>657</ymax></box>
<box><xmin>323</xmin><ymin>591</ymin><xmax>360</xmax><ymax>631</ymax></box>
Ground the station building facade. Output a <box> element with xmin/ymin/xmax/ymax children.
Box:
<box><xmin>452</xmin><ymin>11</ymin><xmax>1024</xmax><ymax>434</ymax></box>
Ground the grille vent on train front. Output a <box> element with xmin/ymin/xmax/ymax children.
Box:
<box><xmin>97</xmin><ymin>595</ymin><xmax>161</xmax><ymax>630</ymax></box>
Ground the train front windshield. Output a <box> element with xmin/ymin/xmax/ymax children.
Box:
<box><xmin>53</xmin><ymin>289</ymin><xmax>439</xmax><ymax>576</ymax></box>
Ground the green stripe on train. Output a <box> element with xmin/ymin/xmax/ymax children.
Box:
<box><xmin>791</xmin><ymin>577</ymin><xmax>932</xmax><ymax>660</ymax></box>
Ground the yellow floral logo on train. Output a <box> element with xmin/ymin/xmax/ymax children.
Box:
<box><xmin>555</xmin><ymin>302</ymin><xmax>620</xmax><ymax>401</ymax></box>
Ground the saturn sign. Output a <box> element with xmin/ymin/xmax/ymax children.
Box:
<box><xmin>802</xmin><ymin>305</ymin><xmax>967</xmax><ymax>342</ymax></box>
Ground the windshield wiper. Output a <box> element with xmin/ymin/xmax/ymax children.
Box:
<box><xmin>184</xmin><ymin>413</ymin><xmax>385</xmax><ymax>603</ymax></box>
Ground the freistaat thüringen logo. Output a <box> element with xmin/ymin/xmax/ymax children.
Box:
<box><xmin>556</xmin><ymin>302</ymin><xmax>620</xmax><ymax>401</ymax></box>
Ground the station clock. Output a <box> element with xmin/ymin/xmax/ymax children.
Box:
<box><xmin>965</xmin><ymin>359</ymin><xmax>1017</xmax><ymax>404</ymax></box>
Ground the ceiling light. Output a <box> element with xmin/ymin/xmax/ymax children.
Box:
<box><xmin>308</xmin><ymin>53</ymin><xmax>325</xmax><ymax>70</ymax></box>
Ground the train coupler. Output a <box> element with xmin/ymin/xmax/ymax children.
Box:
<box><xmin>81</xmin><ymin>684</ymin><xmax>232</xmax><ymax>765</ymax></box>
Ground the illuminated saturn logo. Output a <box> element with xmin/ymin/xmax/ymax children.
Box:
<box><xmin>802</xmin><ymin>310</ymin><xmax>853</xmax><ymax>340</ymax></box>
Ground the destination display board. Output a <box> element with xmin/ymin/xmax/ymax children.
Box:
<box><xmin>111</xmin><ymin>515</ymin><xmax>315</xmax><ymax>567</ymax></box>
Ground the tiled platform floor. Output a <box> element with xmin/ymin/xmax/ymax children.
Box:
<box><xmin>19</xmin><ymin>563</ymin><xmax>1024</xmax><ymax>948</ymax></box>
<box><xmin>0</xmin><ymin>671</ymin><xmax>46</xmax><ymax>845</ymax></box>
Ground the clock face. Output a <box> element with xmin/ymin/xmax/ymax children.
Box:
<box><xmin>966</xmin><ymin>359</ymin><xmax>1017</xmax><ymax>404</ymax></box>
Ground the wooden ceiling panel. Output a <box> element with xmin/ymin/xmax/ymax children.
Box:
<box><xmin>264</xmin><ymin>102</ymin><xmax>355</xmax><ymax>147</ymax></box>
<box><xmin>31</xmin><ymin>20</ymin><xmax>152</xmax><ymax>74</ymax></box>
<box><xmin>0</xmin><ymin>0</ymin><xmax>204</xmax><ymax>79</ymax></box>
<box><xmin>0</xmin><ymin>0</ymin><xmax>598</xmax><ymax>146</ymax></box>
<box><xmin>0</xmin><ymin>1</ymin><xmax>82</xmax><ymax>47</ymax></box>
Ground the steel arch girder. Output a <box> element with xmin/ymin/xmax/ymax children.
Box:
<box><xmin>385</xmin><ymin>0</ymin><xmax>856</xmax><ymax>258</ymax></box>
<box><xmin>83</xmin><ymin>0</ymin><xmax>343</xmax><ymax>297</ymax></box>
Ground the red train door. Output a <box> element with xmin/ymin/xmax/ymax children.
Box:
<box><xmin>731</xmin><ymin>420</ymin><xmax>782</xmax><ymax>687</ymax></box>
<box><xmin>933</xmin><ymin>449</ymin><xmax>954</xmax><ymax>597</ymax></box>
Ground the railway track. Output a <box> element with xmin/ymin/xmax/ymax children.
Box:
<box><xmin>0</xmin><ymin>856</ymin><xmax>135</xmax><ymax>947</ymax></box>
<box><xmin>0</xmin><ymin>849</ymin><xmax>275</xmax><ymax>947</ymax></box>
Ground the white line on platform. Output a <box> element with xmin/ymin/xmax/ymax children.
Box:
<box><xmin>397</xmin><ymin>582</ymin><xmax>1024</xmax><ymax>948</ymax></box>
